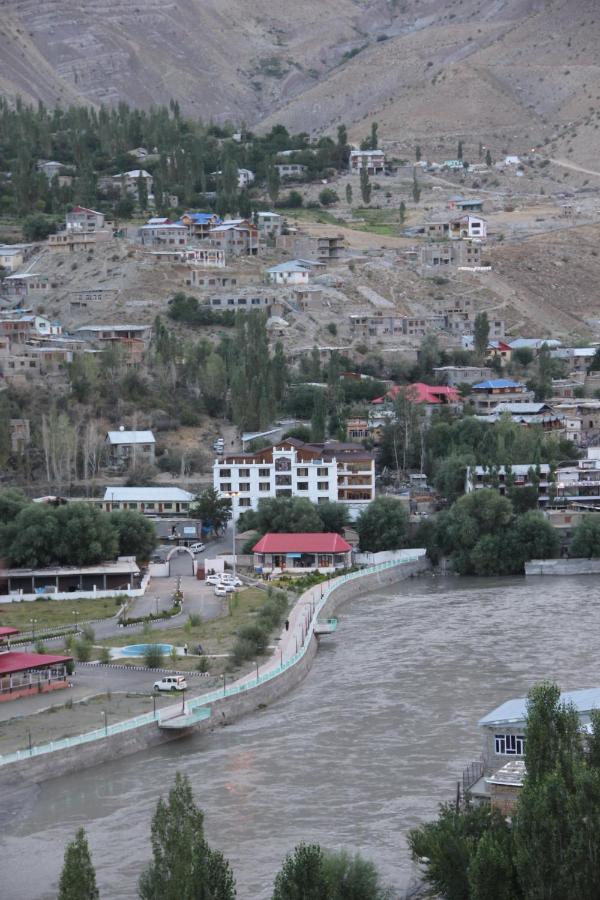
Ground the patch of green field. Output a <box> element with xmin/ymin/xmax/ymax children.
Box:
<box><xmin>0</xmin><ymin>596</ymin><xmax>122</xmax><ymax>632</ymax></box>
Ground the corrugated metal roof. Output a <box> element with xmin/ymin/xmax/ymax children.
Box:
<box><xmin>103</xmin><ymin>487</ymin><xmax>195</xmax><ymax>502</ymax></box>
<box><xmin>106</xmin><ymin>430</ymin><xmax>155</xmax><ymax>445</ymax></box>
<box><xmin>0</xmin><ymin>651</ymin><xmax>73</xmax><ymax>676</ymax></box>
<box><xmin>479</xmin><ymin>687</ymin><xmax>600</xmax><ymax>727</ymax></box>
<box><xmin>472</xmin><ymin>379</ymin><xmax>525</xmax><ymax>390</ymax></box>
<box><xmin>253</xmin><ymin>533</ymin><xmax>352</xmax><ymax>554</ymax></box>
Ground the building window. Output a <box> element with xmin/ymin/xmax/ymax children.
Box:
<box><xmin>239</xmin><ymin>498</ymin><xmax>251</xmax><ymax>507</ymax></box>
<box><xmin>239</xmin><ymin>483</ymin><xmax>250</xmax><ymax>492</ymax></box>
<box><xmin>318</xmin><ymin>481</ymin><xmax>329</xmax><ymax>491</ymax></box>
<box><xmin>239</xmin><ymin>468</ymin><xmax>250</xmax><ymax>477</ymax></box>
<box><xmin>276</xmin><ymin>475</ymin><xmax>292</xmax><ymax>486</ymax></box>
<box><xmin>163</xmin><ymin>503</ymin><xmax>173</xmax><ymax>510</ymax></box>
<box><xmin>258</xmin><ymin>468</ymin><xmax>270</xmax><ymax>477</ymax></box>
<box><xmin>317</xmin><ymin>467</ymin><xmax>328</xmax><ymax>476</ymax></box>
<box><xmin>220</xmin><ymin>483</ymin><xmax>232</xmax><ymax>492</ymax></box>
<box><xmin>297</xmin><ymin>482</ymin><xmax>309</xmax><ymax>491</ymax></box>
<box><xmin>259</xmin><ymin>482</ymin><xmax>270</xmax><ymax>492</ymax></box>
<box><xmin>297</xmin><ymin>467</ymin><xmax>308</xmax><ymax>477</ymax></box>
<box><xmin>495</xmin><ymin>734</ymin><xmax>525</xmax><ymax>755</ymax></box>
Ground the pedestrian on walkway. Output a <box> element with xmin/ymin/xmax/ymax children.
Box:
<box><xmin>184</xmin><ymin>643</ymin><xmax>188</xmax><ymax>655</ymax></box>
<box><xmin>285</xmin><ymin>619</ymin><xmax>289</xmax><ymax>631</ymax></box>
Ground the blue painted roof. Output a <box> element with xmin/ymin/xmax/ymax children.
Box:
<box><xmin>180</xmin><ymin>212</ymin><xmax>220</xmax><ymax>225</ymax></box>
<box><xmin>479</xmin><ymin>687</ymin><xmax>600</xmax><ymax>727</ymax></box>
<box><xmin>472</xmin><ymin>379</ymin><xmax>524</xmax><ymax>390</ymax></box>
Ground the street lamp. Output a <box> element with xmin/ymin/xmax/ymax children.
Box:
<box><xmin>222</xmin><ymin>672</ymin><xmax>227</xmax><ymax>697</ymax></box>
<box><xmin>155</xmin><ymin>597</ymin><xmax>160</xmax><ymax>617</ymax></box>
<box><xmin>30</xmin><ymin>618</ymin><xmax>37</xmax><ymax>642</ymax></box>
<box><xmin>102</xmin><ymin>710</ymin><xmax>108</xmax><ymax>736</ymax></box>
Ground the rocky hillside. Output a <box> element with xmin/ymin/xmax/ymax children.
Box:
<box><xmin>1</xmin><ymin>0</ymin><xmax>600</xmax><ymax>163</ymax></box>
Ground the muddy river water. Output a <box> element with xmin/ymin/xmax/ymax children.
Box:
<box><xmin>1</xmin><ymin>574</ymin><xmax>597</xmax><ymax>899</ymax></box>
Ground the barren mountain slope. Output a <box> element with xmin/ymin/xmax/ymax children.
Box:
<box><xmin>1</xmin><ymin>0</ymin><xmax>600</xmax><ymax>162</ymax></box>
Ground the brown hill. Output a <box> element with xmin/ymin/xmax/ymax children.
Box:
<box><xmin>1</xmin><ymin>0</ymin><xmax>600</xmax><ymax>163</ymax></box>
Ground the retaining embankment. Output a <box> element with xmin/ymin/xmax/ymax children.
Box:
<box><xmin>0</xmin><ymin>556</ymin><xmax>428</xmax><ymax>787</ymax></box>
<box><xmin>525</xmin><ymin>558</ymin><xmax>600</xmax><ymax>576</ymax></box>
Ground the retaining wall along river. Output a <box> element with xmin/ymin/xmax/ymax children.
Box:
<box><xmin>0</xmin><ymin>555</ymin><xmax>428</xmax><ymax>786</ymax></box>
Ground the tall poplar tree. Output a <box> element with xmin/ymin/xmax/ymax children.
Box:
<box><xmin>58</xmin><ymin>828</ymin><xmax>99</xmax><ymax>900</ymax></box>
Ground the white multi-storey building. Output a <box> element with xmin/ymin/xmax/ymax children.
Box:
<box><xmin>213</xmin><ymin>438</ymin><xmax>375</xmax><ymax>520</ymax></box>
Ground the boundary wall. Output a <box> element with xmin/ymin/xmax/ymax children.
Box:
<box><xmin>0</xmin><ymin>553</ymin><xmax>428</xmax><ymax>786</ymax></box>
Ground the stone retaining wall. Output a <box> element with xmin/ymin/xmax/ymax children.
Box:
<box><xmin>0</xmin><ymin>557</ymin><xmax>428</xmax><ymax>787</ymax></box>
<box><xmin>525</xmin><ymin>558</ymin><xmax>600</xmax><ymax>576</ymax></box>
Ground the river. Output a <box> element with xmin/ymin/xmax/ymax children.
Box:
<box><xmin>1</xmin><ymin>574</ymin><xmax>598</xmax><ymax>899</ymax></box>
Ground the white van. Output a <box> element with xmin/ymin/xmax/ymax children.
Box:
<box><xmin>153</xmin><ymin>675</ymin><xmax>187</xmax><ymax>692</ymax></box>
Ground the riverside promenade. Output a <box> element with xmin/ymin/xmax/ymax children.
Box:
<box><xmin>0</xmin><ymin>551</ymin><xmax>428</xmax><ymax>784</ymax></box>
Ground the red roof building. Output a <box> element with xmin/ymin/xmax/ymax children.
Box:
<box><xmin>252</xmin><ymin>532</ymin><xmax>353</xmax><ymax>575</ymax></box>
<box><xmin>0</xmin><ymin>627</ymin><xmax>72</xmax><ymax>702</ymax></box>
<box><xmin>371</xmin><ymin>382</ymin><xmax>461</xmax><ymax>406</ymax></box>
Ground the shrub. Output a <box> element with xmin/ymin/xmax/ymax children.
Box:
<box><xmin>237</xmin><ymin>624</ymin><xmax>269</xmax><ymax>654</ymax></box>
<box><xmin>188</xmin><ymin>613</ymin><xmax>201</xmax><ymax>627</ymax></box>
<box><xmin>318</xmin><ymin>188</ymin><xmax>339</xmax><ymax>207</ymax></box>
<box><xmin>99</xmin><ymin>647</ymin><xmax>111</xmax><ymax>664</ymax></box>
<box><xmin>81</xmin><ymin>624</ymin><xmax>95</xmax><ymax>643</ymax></box>
<box><xmin>197</xmin><ymin>656</ymin><xmax>209</xmax><ymax>673</ymax></box>
<box><xmin>66</xmin><ymin>660</ymin><xmax>75</xmax><ymax>676</ymax></box>
<box><xmin>75</xmin><ymin>639</ymin><xmax>92</xmax><ymax>662</ymax></box>
<box><xmin>143</xmin><ymin>644</ymin><xmax>164</xmax><ymax>668</ymax></box>
<box><xmin>34</xmin><ymin>640</ymin><xmax>47</xmax><ymax>654</ymax></box>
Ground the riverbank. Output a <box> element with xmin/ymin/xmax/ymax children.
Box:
<box><xmin>0</xmin><ymin>554</ymin><xmax>428</xmax><ymax>787</ymax></box>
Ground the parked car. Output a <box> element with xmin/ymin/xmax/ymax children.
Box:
<box><xmin>153</xmin><ymin>675</ymin><xmax>187</xmax><ymax>692</ymax></box>
<box><xmin>220</xmin><ymin>575</ymin><xmax>242</xmax><ymax>587</ymax></box>
<box><xmin>214</xmin><ymin>584</ymin><xmax>228</xmax><ymax>597</ymax></box>
<box><xmin>189</xmin><ymin>542</ymin><xmax>206</xmax><ymax>554</ymax></box>
<box><xmin>205</xmin><ymin>574</ymin><xmax>222</xmax><ymax>586</ymax></box>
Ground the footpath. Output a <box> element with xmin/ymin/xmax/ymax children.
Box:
<box><xmin>0</xmin><ymin>552</ymin><xmax>428</xmax><ymax>785</ymax></box>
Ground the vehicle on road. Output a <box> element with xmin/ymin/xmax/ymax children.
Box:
<box><xmin>154</xmin><ymin>675</ymin><xmax>187</xmax><ymax>692</ymax></box>
<box><xmin>189</xmin><ymin>542</ymin><xmax>206</xmax><ymax>554</ymax></box>
<box><xmin>214</xmin><ymin>585</ymin><xmax>228</xmax><ymax>597</ymax></box>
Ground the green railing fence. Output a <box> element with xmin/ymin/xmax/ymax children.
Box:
<box><xmin>0</xmin><ymin>555</ymin><xmax>423</xmax><ymax>767</ymax></box>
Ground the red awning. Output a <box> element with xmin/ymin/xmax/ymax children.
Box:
<box><xmin>0</xmin><ymin>651</ymin><xmax>72</xmax><ymax>676</ymax></box>
<box><xmin>252</xmin><ymin>533</ymin><xmax>352</xmax><ymax>554</ymax></box>
<box><xmin>0</xmin><ymin>627</ymin><xmax>20</xmax><ymax>638</ymax></box>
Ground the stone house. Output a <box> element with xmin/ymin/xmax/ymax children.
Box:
<box><xmin>349</xmin><ymin>149</ymin><xmax>385</xmax><ymax>174</ymax></box>
<box><xmin>105</xmin><ymin>430</ymin><xmax>156</xmax><ymax>469</ymax></box>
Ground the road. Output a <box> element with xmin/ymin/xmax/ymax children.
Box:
<box><xmin>549</xmin><ymin>157</ymin><xmax>600</xmax><ymax>179</ymax></box>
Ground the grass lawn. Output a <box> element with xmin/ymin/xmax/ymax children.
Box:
<box><xmin>0</xmin><ymin>596</ymin><xmax>122</xmax><ymax>632</ymax></box>
<box><xmin>98</xmin><ymin>587</ymin><xmax>269</xmax><ymax>658</ymax></box>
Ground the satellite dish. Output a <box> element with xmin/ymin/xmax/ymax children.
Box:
<box><xmin>119</xmin><ymin>425</ymin><xmax>125</xmax><ymax>431</ymax></box>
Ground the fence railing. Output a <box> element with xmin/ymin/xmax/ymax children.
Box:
<box><xmin>0</xmin><ymin>554</ymin><xmax>424</xmax><ymax>767</ymax></box>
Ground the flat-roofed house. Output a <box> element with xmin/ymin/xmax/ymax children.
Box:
<box><xmin>102</xmin><ymin>487</ymin><xmax>195</xmax><ymax>516</ymax></box>
<box><xmin>106</xmin><ymin>430</ymin><xmax>156</xmax><ymax>469</ymax></box>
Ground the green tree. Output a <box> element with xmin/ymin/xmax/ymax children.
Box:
<box><xmin>319</xmin><ymin>188</ymin><xmax>338</xmax><ymax>207</ymax></box>
<box><xmin>412</xmin><ymin>168</ymin><xmax>421</xmax><ymax>204</ymax></box>
<box><xmin>316</xmin><ymin>502</ymin><xmax>351</xmax><ymax>535</ymax></box>
<box><xmin>109</xmin><ymin>510</ymin><xmax>156</xmax><ymax>560</ymax></box>
<box><xmin>311</xmin><ymin>390</ymin><xmax>327</xmax><ymax>442</ymax></box>
<box><xmin>356</xmin><ymin>497</ymin><xmax>409</xmax><ymax>552</ymax></box>
<box><xmin>409</xmin><ymin>803</ymin><xmax>505</xmax><ymax>900</ymax></box>
<box><xmin>485</xmin><ymin>149</ymin><xmax>492</xmax><ymax>167</ymax></box>
<box><xmin>415</xmin><ymin>145</ymin><xmax>422</xmax><ymax>161</ymax></box>
<box><xmin>22</xmin><ymin>214</ymin><xmax>57</xmax><ymax>241</ymax></box>
<box><xmin>190</xmin><ymin>488</ymin><xmax>232</xmax><ymax>535</ymax></box>
<box><xmin>569</xmin><ymin>516</ymin><xmax>600</xmax><ymax>558</ymax></box>
<box><xmin>0</xmin><ymin>488</ymin><xmax>29</xmax><ymax>524</ymax></box>
<box><xmin>522</xmin><ymin>682</ymin><xmax>582</xmax><ymax>786</ymax></box>
<box><xmin>457</xmin><ymin>140</ymin><xmax>463</xmax><ymax>160</ymax></box>
<box><xmin>399</xmin><ymin>200</ymin><xmax>406</xmax><ymax>224</ymax></box>
<box><xmin>359</xmin><ymin>167</ymin><xmax>371</xmax><ymax>205</ymax></box>
<box><xmin>473</xmin><ymin>312</ymin><xmax>490</xmax><ymax>358</ymax></box>
<box><xmin>137</xmin><ymin>172</ymin><xmax>148</xmax><ymax>211</ymax></box>
<box><xmin>202</xmin><ymin>352</ymin><xmax>228</xmax><ymax>416</ymax></box>
<box><xmin>267</xmin><ymin>160</ymin><xmax>281</xmax><ymax>204</ymax></box>
<box><xmin>322</xmin><ymin>849</ymin><xmax>391</xmax><ymax>900</ymax></box>
<box><xmin>58</xmin><ymin>828</ymin><xmax>99</xmax><ymax>900</ymax></box>
<box><xmin>255</xmin><ymin>497</ymin><xmax>323</xmax><ymax>534</ymax></box>
<box><xmin>468</xmin><ymin>827</ymin><xmax>517</xmax><ymax>900</ymax></box>
<box><xmin>345</xmin><ymin>183</ymin><xmax>353</xmax><ymax>205</ymax></box>
<box><xmin>272</xmin><ymin>843</ymin><xmax>329</xmax><ymax>900</ymax></box>
<box><xmin>139</xmin><ymin>772</ymin><xmax>236</xmax><ymax>900</ymax></box>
